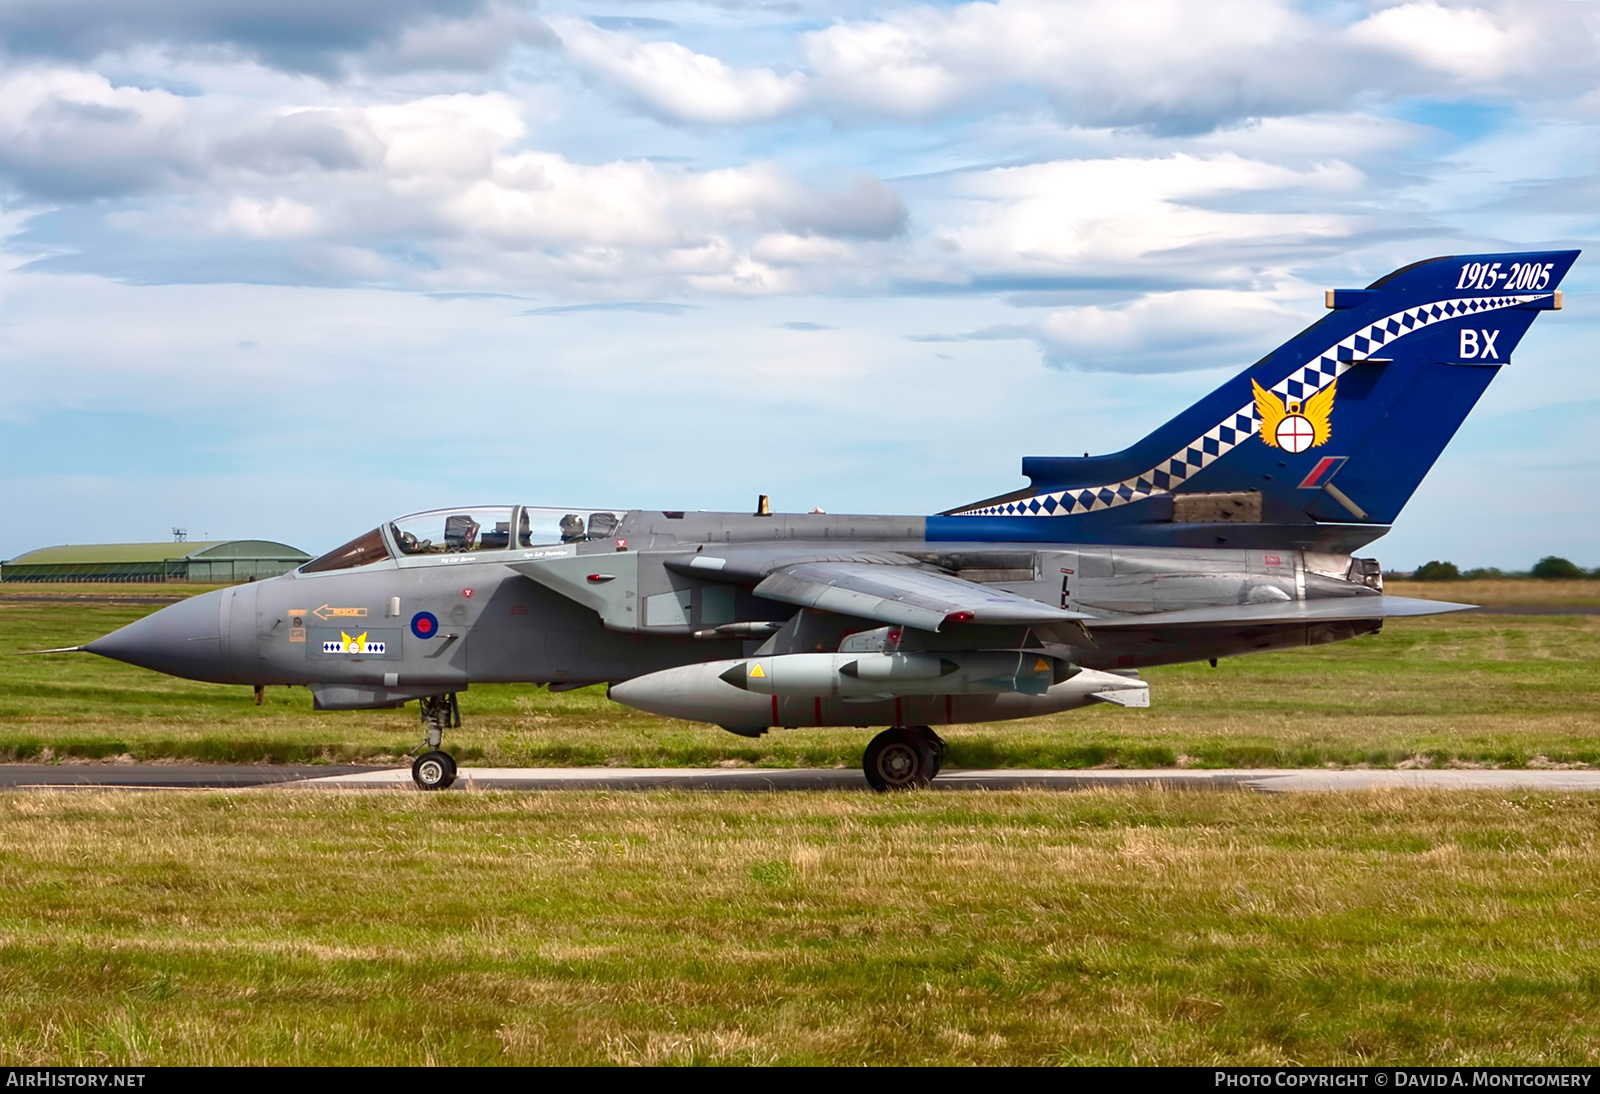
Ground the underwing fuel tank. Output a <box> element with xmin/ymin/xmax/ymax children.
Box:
<box><xmin>609</xmin><ymin>658</ymin><xmax>1150</xmax><ymax>735</ymax></box>
<box><xmin>718</xmin><ymin>651</ymin><xmax>1070</xmax><ymax>698</ymax></box>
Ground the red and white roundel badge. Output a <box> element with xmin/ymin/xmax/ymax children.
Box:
<box><xmin>462</xmin><ymin>588</ymin><xmax>475</xmax><ymax>599</ymax></box>
<box><xmin>1275</xmin><ymin>414</ymin><xmax>1315</xmax><ymax>454</ymax></box>
<box><xmin>1253</xmin><ymin>377</ymin><xmax>1334</xmax><ymax>454</ymax></box>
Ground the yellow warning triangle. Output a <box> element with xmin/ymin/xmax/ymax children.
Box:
<box><xmin>1034</xmin><ymin>658</ymin><xmax>1050</xmax><ymax>671</ymax></box>
<box><xmin>749</xmin><ymin>663</ymin><xmax>766</xmax><ymax>678</ymax></box>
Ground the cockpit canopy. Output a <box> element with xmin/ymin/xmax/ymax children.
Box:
<box><xmin>301</xmin><ymin>505</ymin><xmax>625</xmax><ymax>573</ymax></box>
<box><xmin>391</xmin><ymin>506</ymin><xmax>517</xmax><ymax>556</ymax></box>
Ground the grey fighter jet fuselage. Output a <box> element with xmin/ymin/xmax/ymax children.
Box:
<box><xmin>81</xmin><ymin>505</ymin><xmax>1448</xmax><ymax>791</ymax></box>
<box><xmin>81</xmin><ymin>250</ymin><xmax>1578</xmax><ymax>789</ymax></box>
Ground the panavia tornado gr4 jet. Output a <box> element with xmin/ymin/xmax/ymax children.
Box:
<box><xmin>81</xmin><ymin>250</ymin><xmax>1577</xmax><ymax>789</ymax></box>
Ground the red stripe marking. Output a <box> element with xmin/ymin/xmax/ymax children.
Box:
<box><xmin>1298</xmin><ymin>455</ymin><xmax>1339</xmax><ymax>489</ymax></box>
<box><xmin>894</xmin><ymin>697</ymin><xmax>903</xmax><ymax>726</ymax></box>
<box><xmin>945</xmin><ymin>695</ymin><xmax>953</xmax><ymax>725</ymax></box>
<box><xmin>814</xmin><ymin>696</ymin><xmax>823</xmax><ymax>726</ymax></box>
<box><xmin>771</xmin><ymin>694</ymin><xmax>779</xmax><ymax>726</ymax></box>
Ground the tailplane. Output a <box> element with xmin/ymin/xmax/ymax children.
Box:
<box><xmin>932</xmin><ymin>250</ymin><xmax>1578</xmax><ymax>551</ymax></box>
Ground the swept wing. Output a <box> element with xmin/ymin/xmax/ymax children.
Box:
<box><xmin>1083</xmin><ymin>594</ymin><xmax>1472</xmax><ymax>629</ymax></box>
<box><xmin>754</xmin><ymin>561</ymin><xmax>1092</xmax><ymax>632</ymax></box>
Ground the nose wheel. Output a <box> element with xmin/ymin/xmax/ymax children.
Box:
<box><xmin>863</xmin><ymin>725</ymin><xmax>945</xmax><ymax>791</ymax></box>
<box><xmin>412</xmin><ymin>750</ymin><xmax>456</xmax><ymax>790</ymax></box>
<box><xmin>412</xmin><ymin>693</ymin><xmax>461</xmax><ymax>790</ymax></box>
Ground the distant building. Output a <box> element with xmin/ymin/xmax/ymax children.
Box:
<box><xmin>1</xmin><ymin>540</ymin><xmax>311</xmax><ymax>583</ymax></box>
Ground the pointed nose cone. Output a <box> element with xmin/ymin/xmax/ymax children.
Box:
<box><xmin>86</xmin><ymin>589</ymin><xmax>235</xmax><ymax>683</ymax></box>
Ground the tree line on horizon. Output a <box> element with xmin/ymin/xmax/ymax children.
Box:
<box><xmin>1406</xmin><ymin>557</ymin><xmax>1597</xmax><ymax>581</ymax></box>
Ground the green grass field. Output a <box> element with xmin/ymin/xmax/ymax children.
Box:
<box><xmin>2</xmin><ymin>787</ymin><xmax>1598</xmax><ymax>1065</ymax></box>
<box><xmin>4</xmin><ymin>583</ymin><xmax>1600</xmax><ymax>1066</ymax></box>
<box><xmin>3</xmin><ymin>581</ymin><xmax>1599</xmax><ymax>769</ymax></box>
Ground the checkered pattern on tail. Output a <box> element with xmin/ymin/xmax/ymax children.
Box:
<box><xmin>951</xmin><ymin>294</ymin><xmax>1545</xmax><ymax>518</ymax></box>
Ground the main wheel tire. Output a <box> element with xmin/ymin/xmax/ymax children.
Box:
<box><xmin>863</xmin><ymin>727</ymin><xmax>935</xmax><ymax>791</ymax></box>
<box><xmin>412</xmin><ymin>750</ymin><xmax>457</xmax><ymax>790</ymax></box>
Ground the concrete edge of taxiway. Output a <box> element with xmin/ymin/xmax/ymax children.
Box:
<box><xmin>304</xmin><ymin>767</ymin><xmax>1600</xmax><ymax>793</ymax></box>
<box><xmin>5</xmin><ymin>765</ymin><xmax>1600</xmax><ymax>793</ymax></box>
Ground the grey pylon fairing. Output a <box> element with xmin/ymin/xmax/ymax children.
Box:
<box><xmin>79</xmin><ymin>250</ymin><xmax>1574</xmax><ymax>789</ymax></box>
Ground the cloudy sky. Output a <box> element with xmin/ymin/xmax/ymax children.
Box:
<box><xmin>2</xmin><ymin>0</ymin><xmax>1598</xmax><ymax>568</ymax></box>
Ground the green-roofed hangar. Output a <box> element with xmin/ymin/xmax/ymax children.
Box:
<box><xmin>1</xmin><ymin>540</ymin><xmax>311</xmax><ymax>583</ymax></box>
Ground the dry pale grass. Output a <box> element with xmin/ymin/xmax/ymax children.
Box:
<box><xmin>0</xmin><ymin>583</ymin><xmax>218</xmax><ymax>600</ymax></box>
<box><xmin>0</xmin><ymin>788</ymin><xmax>1597</xmax><ymax>1065</ymax></box>
<box><xmin>1388</xmin><ymin>579</ymin><xmax>1600</xmax><ymax>607</ymax></box>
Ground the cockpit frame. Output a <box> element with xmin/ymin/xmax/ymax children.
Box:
<box><xmin>299</xmin><ymin>505</ymin><xmax>628</xmax><ymax>576</ymax></box>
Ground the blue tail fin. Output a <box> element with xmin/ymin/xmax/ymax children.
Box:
<box><xmin>932</xmin><ymin>250</ymin><xmax>1579</xmax><ymax>551</ymax></box>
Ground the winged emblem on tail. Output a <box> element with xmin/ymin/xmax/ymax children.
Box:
<box><xmin>1253</xmin><ymin>378</ymin><xmax>1335</xmax><ymax>454</ymax></box>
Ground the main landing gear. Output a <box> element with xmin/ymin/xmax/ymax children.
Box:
<box><xmin>863</xmin><ymin>725</ymin><xmax>946</xmax><ymax>791</ymax></box>
<box><xmin>412</xmin><ymin>693</ymin><xmax>461</xmax><ymax>790</ymax></box>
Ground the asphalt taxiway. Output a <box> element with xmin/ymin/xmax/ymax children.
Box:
<box><xmin>5</xmin><ymin>765</ymin><xmax>1600</xmax><ymax>793</ymax></box>
<box><xmin>0</xmin><ymin>764</ymin><xmax>374</xmax><ymax>789</ymax></box>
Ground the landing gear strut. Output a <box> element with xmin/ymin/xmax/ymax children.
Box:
<box><xmin>412</xmin><ymin>693</ymin><xmax>461</xmax><ymax>790</ymax></box>
<box><xmin>863</xmin><ymin>725</ymin><xmax>946</xmax><ymax>791</ymax></box>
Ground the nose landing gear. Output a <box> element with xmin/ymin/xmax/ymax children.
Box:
<box><xmin>412</xmin><ymin>693</ymin><xmax>461</xmax><ymax>790</ymax></box>
<box><xmin>863</xmin><ymin>725</ymin><xmax>946</xmax><ymax>791</ymax></box>
<box><xmin>412</xmin><ymin>750</ymin><xmax>456</xmax><ymax>790</ymax></box>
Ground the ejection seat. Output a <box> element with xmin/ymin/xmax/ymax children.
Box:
<box><xmin>443</xmin><ymin>514</ymin><xmax>480</xmax><ymax>551</ymax></box>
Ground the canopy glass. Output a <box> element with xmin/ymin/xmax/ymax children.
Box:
<box><xmin>301</xmin><ymin>505</ymin><xmax>627</xmax><ymax>573</ymax></box>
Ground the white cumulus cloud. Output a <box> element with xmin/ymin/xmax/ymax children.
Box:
<box><xmin>1028</xmin><ymin>287</ymin><xmax>1310</xmax><ymax>371</ymax></box>
<box><xmin>1348</xmin><ymin>3</ymin><xmax>1531</xmax><ymax>81</ymax></box>
<box><xmin>927</xmin><ymin>153</ymin><xmax>1365</xmax><ymax>284</ymax></box>
<box><xmin>3</xmin><ymin>80</ymin><xmax>909</xmax><ymax>296</ymax></box>
<box><xmin>0</xmin><ymin>67</ymin><xmax>201</xmax><ymax>199</ymax></box>
<box><xmin>803</xmin><ymin>0</ymin><xmax>1347</xmax><ymax>130</ymax></box>
<box><xmin>801</xmin><ymin>0</ymin><xmax>1600</xmax><ymax>130</ymax></box>
<box><xmin>551</xmin><ymin>16</ymin><xmax>807</xmax><ymax>124</ymax></box>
